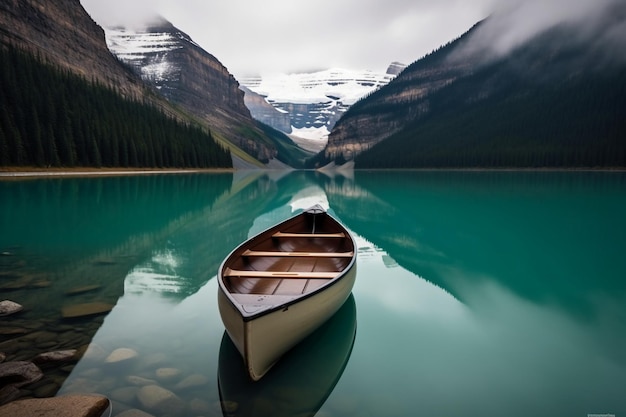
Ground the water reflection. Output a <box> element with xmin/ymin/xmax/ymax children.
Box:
<box><xmin>2</xmin><ymin>170</ymin><xmax>625</xmax><ymax>416</ymax></box>
<box><xmin>218</xmin><ymin>295</ymin><xmax>356</xmax><ymax>417</ymax></box>
<box><xmin>324</xmin><ymin>170</ymin><xmax>626</xmax><ymax>315</ymax></box>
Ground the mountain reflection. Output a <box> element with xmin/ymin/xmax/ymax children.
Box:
<box><xmin>322</xmin><ymin>170</ymin><xmax>626</xmax><ymax>317</ymax></box>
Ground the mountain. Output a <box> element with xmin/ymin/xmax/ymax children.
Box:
<box><xmin>240</xmin><ymin>64</ymin><xmax>404</xmax><ymax>143</ymax></box>
<box><xmin>0</xmin><ymin>0</ymin><xmax>144</xmax><ymax>99</ymax></box>
<box><xmin>318</xmin><ymin>8</ymin><xmax>626</xmax><ymax>169</ymax></box>
<box><xmin>103</xmin><ymin>18</ymin><xmax>278</xmax><ymax>163</ymax></box>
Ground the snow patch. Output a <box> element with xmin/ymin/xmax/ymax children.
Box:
<box><xmin>240</xmin><ymin>68</ymin><xmax>394</xmax><ymax>105</ymax></box>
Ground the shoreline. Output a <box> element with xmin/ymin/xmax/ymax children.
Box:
<box><xmin>1</xmin><ymin>166</ymin><xmax>624</xmax><ymax>180</ymax></box>
<box><xmin>0</xmin><ymin>167</ymin><xmax>235</xmax><ymax>179</ymax></box>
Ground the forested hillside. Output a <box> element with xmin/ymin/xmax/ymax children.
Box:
<box><xmin>0</xmin><ymin>47</ymin><xmax>231</xmax><ymax>168</ymax></box>
<box><xmin>356</xmin><ymin>62</ymin><xmax>626</xmax><ymax>168</ymax></box>
<box><xmin>320</xmin><ymin>13</ymin><xmax>626</xmax><ymax>169</ymax></box>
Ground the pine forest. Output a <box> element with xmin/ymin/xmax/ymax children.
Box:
<box><xmin>0</xmin><ymin>47</ymin><xmax>232</xmax><ymax>169</ymax></box>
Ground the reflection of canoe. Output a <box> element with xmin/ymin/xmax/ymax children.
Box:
<box><xmin>217</xmin><ymin>205</ymin><xmax>357</xmax><ymax>381</ymax></box>
<box><xmin>218</xmin><ymin>294</ymin><xmax>357</xmax><ymax>416</ymax></box>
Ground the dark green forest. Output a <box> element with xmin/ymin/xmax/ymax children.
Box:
<box><xmin>351</xmin><ymin>24</ymin><xmax>626</xmax><ymax>169</ymax></box>
<box><xmin>355</xmin><ymin>66</ymin><xmax>626</xmax><ymax>169</ymax></box>
<box><xmin>0</xmin><ymin>47</ymin><xmax>232</xmax><ymax>169</ymax></box>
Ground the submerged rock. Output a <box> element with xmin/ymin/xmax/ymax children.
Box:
<box><xmin>33</xmin><ymin>349</ymin><xmax>78</xmax><ymax>364</ymax></box>
<box><xmin>174</xmin><ymin>374</ymin><xmax>209</xmax><ymax>391</ymax></box>
<box><xmin>105</xmin><ymin>348</ymin><xmax>138</xmax><ymax>364</ymax></box>
<box><xmin>154</xmin><ymin>367</ymin><xmax>181</xmax><ymax>382</ymax></box>
<box><xmin>65</xmin><ymin>285</ymin><xmax>102</xmax><ymax>296</ymax></box>
<box><xmin>137</xmin><ymin>385</ymin><xmax>185</xmax><ymax>415</ymax></box>
<box><xmin>62</xmin><ymin>302</ymin><xmax>113</xmax><ymax>319</ymax></box>
<box><xmin>0</xmin><ymin>300</ymin><xmax>23</xmax><ymax>317</ymax></box>
<box><xmin>0</xmin><ymin>361</ymin><xmax>43</xmax><ymax>389</ymax></box>
<box><xmin>0</xmin><ymin>394</ymin><xmax>109</xmax><ymax>417</ymax></box>
<box><xmin>126</xmin><ymin>375</ymin><xmax>157</xmax><ymax>386</ymax></box>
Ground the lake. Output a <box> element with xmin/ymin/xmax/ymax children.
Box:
<box><xmin>1</xmin><ymin>170</ymin><xmax>625</xmax><ymax>417</ymax></box>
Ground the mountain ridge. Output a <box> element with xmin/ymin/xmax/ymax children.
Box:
<box><xmin>317</xmin><ymin>12</ymin><xmax>626</xmax><ymax>169</ymax></box>
<box><xmin>240</xmin><ymin>64</ymin><xmax>404</xmax><ymax>142</ymax></box>
<box><xmin>0</xmin><ymin>0</ymin><xmax>145</xmax><ymax>99</ymax></box>
<box><xmin>102</xmin><ymin>17</ymin><xmax>279</xmax><ymax>163</ymax></box>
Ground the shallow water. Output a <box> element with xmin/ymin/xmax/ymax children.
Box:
<box><xmin>1</xmin><ymin>170</ymin><xmax>625</xmax><ymax>416</ymax></box>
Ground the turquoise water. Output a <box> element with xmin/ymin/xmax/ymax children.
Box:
<box><xmin>1</xmin><ymin>170</ymin><xmax>625</xmax><ymax>416</ymax></box>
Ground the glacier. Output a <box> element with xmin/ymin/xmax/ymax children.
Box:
<box><xmin>240</xmin><ymin>65</ymin><xmax>404</xmax><ymax>142</ymax></box>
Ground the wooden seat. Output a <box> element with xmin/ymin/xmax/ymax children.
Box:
<box><xmin>272</xmin><ymin>232</ymin><xmax>346</xmax><ymax>238</ymax></box>
<box><xmin>224</xmin><ymin>268</ymin><xmax>338</xmax><ymax>279</ymax></box>
<box><xmin>242</xmin><ymin>249</ymin><xmax>353</xmax><ymax>258</ymax></box>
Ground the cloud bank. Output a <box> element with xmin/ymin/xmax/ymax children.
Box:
<box><xmin>454</xmin><ymin>0</ymin><xmax>626</xmax><ymax>63</ymax></box>
<box><xmin>80</xmin><ymin>0</ymin><xmax>625</xmax><ymax>77</ymax></box>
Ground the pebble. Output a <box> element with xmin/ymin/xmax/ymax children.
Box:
<box><xmin>127</xmin><ymin>375</ymin><xmax>157</xmax><ymax>386</ymax></box>
<box><xmin>0</xmin><ymin>361</ymin><xmax>43</xmax><ymax>389</ymax></box>
<box><xmin>136</xmin><ymin>385</ymin><xmax>185</xmax><ymax>415</ymax></box>
<box><xmin>33</xmin><ymin>349</ymin><xmax>78</xmax><ymax>364</ymax></box>
<box><xmin>155</xmin><ymin>367</ymin><xmax>181</xmax><ymax>382</ymax></box>
<box><xmin>110</xmin><ymin>386</ymin><xmax>139</xmax><ymax>404</ymax></box>
<box><xmin>0</xmin><ymin>300</ymin><xmax>23</xmax><ymax>316</ymax></box>
<box><xmin>174</xmin><ymin>374</ymin><xmax>209</xmax><ymax>390</ymax></box>
<box><xmin>105</xmin><ymin>348</ymin><xmax>138</xmax><ymax>364</ymax></box>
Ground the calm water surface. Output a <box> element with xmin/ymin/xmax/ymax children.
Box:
<box><xmin>1</xmin><ymin>170</ymin><xmax>625</xmax><ymax>417</ymax></box>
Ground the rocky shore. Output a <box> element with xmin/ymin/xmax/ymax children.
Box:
<box><xmin>1</xmin><ymin>297</ymin><xmax>226</xmax><ymax>417</ymax></box>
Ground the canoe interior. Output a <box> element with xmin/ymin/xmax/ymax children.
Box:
<box><xmin>222</xmin><ymin>210</ymin><xmax>354</xmax><ymax>297</ymax></box>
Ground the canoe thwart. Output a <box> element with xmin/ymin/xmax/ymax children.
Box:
<box><xmin>224</xmin><ymin>268</ymin><xmax>338</xmax><ymax>279</ymax></box>
<box><xmin>272</xmin><ymin>232</ymin><xmax>346</xmax><ymax>238</ymax></box>
<box><xmin>242</xmin><ymin>249</ymin><xmax>353</xmax><ymax>258</ymax></box>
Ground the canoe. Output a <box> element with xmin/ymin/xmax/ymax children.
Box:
<box><xmin>218</xmin><ymin>294</ymin><xmax>357</xmax><ymax>416</ymax></box>
<box><xmin>217</xmin><ymin>204</ymin><xmax>357</xmax><ymax>381</ymax></box>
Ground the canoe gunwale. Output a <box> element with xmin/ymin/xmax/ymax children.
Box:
<box><xmin>217</xmin><ymin>207</ymin><xmax>356</xmax><ymax>322</ymax></box>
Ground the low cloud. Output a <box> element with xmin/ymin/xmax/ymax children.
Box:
<box><xmin>80</xmin><ymin>0</ymin><xmax>625</xmax><ymax>76</ymax></box>
<box><xmin>452</xmin><ymin>0</ymin><xmax>626</xmax><ymax>64</ymax></box>
<box><xmin>82</xmin><ymin>0</ymin><xmax>161</xmax><ymax>28</ymax></box>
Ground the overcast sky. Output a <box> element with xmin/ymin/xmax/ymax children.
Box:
<box><xmin>80</xmin><ymin>0</ymin><xmax>621</xmax><ymax>78</ymax></box>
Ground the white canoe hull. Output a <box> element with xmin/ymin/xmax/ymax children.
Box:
<box><xmin>218</xmin><ymin>264</ymin><xmax>356</xmax><ymax>381</ymax></box>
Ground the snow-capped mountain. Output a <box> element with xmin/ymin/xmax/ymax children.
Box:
<box><xmin>101</xmin><ymin>18</ymin><xmax>278</xmax><ymax>162</ymax></box>
<box><xmin>240</xmin><ymin>64</ymin><xmax>405</xmax><ymax>142</ymax></box>
<box><xmin>104</xmin><ymin>25</ymin><xmax>186</xmax><ymax>93</ymax></box>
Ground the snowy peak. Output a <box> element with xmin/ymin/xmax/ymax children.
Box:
<box><xmin>240</xmin><ymin>64</ymin><xmax>405</xmax><ymax>141</ymax></box>
<box><xmin>240</xmin><ymin>67</ymin><xmax>398</xmax><ymax>105</ymax></box>
<box><xmin>102</xmin><ymin>17</ymin><xmax>275</xmax><ymax>162</ymax></box>
<box><xmin>104</xmin><ymin>20</ymin><xmax>192</xmax><ymax>89</ymax></box>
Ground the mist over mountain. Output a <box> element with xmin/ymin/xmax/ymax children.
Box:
<box><xmin>315</xmin><ymin>2</ymin><xmax>626</xmax><ymax>169</ymax></box>
<box><xmin>2</xmin><ymin>0</ymin><xmax>624</xmax><ymax>171</ymax></box>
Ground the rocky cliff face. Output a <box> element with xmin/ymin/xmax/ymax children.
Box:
<box><xmin>241</xmin><ymin>86</ymin><xmax>292</xmax><ymax>133</ymax></box>
<box><xmin>104</xmin><ymin>20</ymin><xmax>276</xmax><ymax>162</ymax></box>
<box><xmin>323</xmin><ymin>38</ymin><xmax>474</xmax><ymax>162</ymax></box>
<box><xmin>0</xmin><ymin>0</ymin><xmax>144</xmax><ymax>99</ymax></box>
<box><xmin>1</xmin><ymin>2</ymin><xmax>277</xmax><ymax>163</ymax></box>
